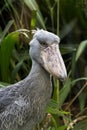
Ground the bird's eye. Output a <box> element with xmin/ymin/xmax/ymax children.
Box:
<box><xmin>40</xmin><ymin>42</ymin><xmax>48</xmax><ymax>47</ymax></box>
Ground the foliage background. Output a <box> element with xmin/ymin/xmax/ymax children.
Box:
<box><xmin>0</xmin><ymin>0</ymin><xmax>87</xmax><ymax>130</ymax></box>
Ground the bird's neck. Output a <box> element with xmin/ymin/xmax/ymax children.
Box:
<box><xmin>29</xmin><ymin>60</ymin><xmax>50</xmax><ymax>80</ymax></box>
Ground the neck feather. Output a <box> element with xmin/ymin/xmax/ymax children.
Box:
<box><xmin>29</xmin><ymin>60</ymin><xmax>50</xmax><ymax>79</ymax></box>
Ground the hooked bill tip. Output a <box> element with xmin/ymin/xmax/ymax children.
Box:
<box><xmin>59</xmin><ymin>72</ymin><xmax>67</xmax><ymax>82</ymax></box>
<box><xmin>60</xmin><ymin>76</ymin><xmax>67</xmax><ymax>82</ymax></box>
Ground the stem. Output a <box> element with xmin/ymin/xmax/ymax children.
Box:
<box><xmin>56</xmin><ymin>0</ymin><xmax>60</xmax><ymax>128</ymax></box>
<box><xmin>56</xmin><ymin>79</ymin><xmax>59</xmax><ymax>106</ymax></box>
<box><xmin>51</xmin><ymin>7</ymin><xmax>54</xmax><ymax>32</ymax></box>
<box><xmin>57</xmin><ymin>0</ymin><xmax>59</xmax><ymax>35</ymax></box>
<box><xmin>65</xmin><ymin>82</ymin><xmax>87</xmax><ymax>111</ymax></box>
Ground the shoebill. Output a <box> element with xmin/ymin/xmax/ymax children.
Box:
<box><xmin>0</xmin><ymin>29</ymin><xmax>67</xmax><ymax>130</ymax></box>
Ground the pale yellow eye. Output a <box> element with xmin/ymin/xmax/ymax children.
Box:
<box><xmin>41</xmin><ymin>42</ymin><xmax>48</xmax><ymax>47</ymax></box>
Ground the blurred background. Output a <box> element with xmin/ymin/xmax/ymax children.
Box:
<box><xmin>0</xmin><ymin>0</ymin><xmax>87</xmax><ymax>130</ymax></box>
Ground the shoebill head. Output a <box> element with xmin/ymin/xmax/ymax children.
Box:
<box><xmin>29</xmin><ymin>29</ymin><xmax>67</xmax><ymax>81</ymax></box>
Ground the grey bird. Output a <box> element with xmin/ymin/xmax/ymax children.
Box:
<box><xmin>0</xmin><ymin>29</ymin><xmax>67</xmax><ymax>130</ymax></box>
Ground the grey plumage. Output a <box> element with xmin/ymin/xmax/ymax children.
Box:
<box><xmin>0</xmin><ymin>29</ymin><xmax>67</xmax><ymax>130</ymax></box>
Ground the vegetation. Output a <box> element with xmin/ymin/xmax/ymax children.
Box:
<box><xmin>0</xmin><ymin>0</ymin><xmax>87</xmax><ymax>129</ymax></box>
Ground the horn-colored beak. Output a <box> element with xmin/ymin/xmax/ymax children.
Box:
<box><xmin>41</xmin><ymin>44</ymin><xmax>67</xmax><ymax>81</ymax></box>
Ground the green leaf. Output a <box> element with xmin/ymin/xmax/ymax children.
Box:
<box><xmin>46</xmin><ymin>99</ymin><xmax>69</xmax><ymax>116</ymax></box>
<box><xmin>24</xmin><ymin>0</ymin><xmax>46</xmax><ymax>29</ymax></box>
<box><xmin>58</xmin><ymin>125</ymin><xmax>67</xmax><ymax>130</ymax></box>
<box><xmin>0</xmin><ymin>20</ymin><xmax>14</xmax><ymax>43</ymax></box>
<box><xmin>0</xmin><ymin>29</ymin><xmax>30</xmax><ymax>82</ymax></box>
<box><xmin>59</xmin><ymin>72</ymin><xmax>72</xmax><ymax>107</ymax></box>
<box><xmin>30</xmin><ymin>10</ymin><xmax>37</xmax><ymax>29</ymax></box>
<box><xmin>78</xmin><ymin>92</ymin><xmax>87</xmax><ymax>111</ymax></box>
<box><xmin>0</xmin><ymin>82</ymin><xmax>10</xmax><ymax>88</ymax></box>
<box><xmin>71</xmin><ymin>77</ymin><xmax>87</xmax><ymax>86</ymax></box>
<box><xmin>11</xmin><ymin>60</ymin><xmax>23</xmax><ymax>82</ymax></box>
<box><xmin>0</xmin><ymin>32</ymin><xmax>19</xmax><ymax>82</ymax></box>
<box><xmin>75</xmin><ymin>40</ymin><xmax>87</xmax><ymax>61</ymax></box>
<box><xmin>59</xmin><ymin>76</ymin><xmax>87</xmax><ymax>107</ymax></box>
<box><xmin>60</xmin><ymin>46</ymin><xmax>76</xmax><ymax>55</ymax></box>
